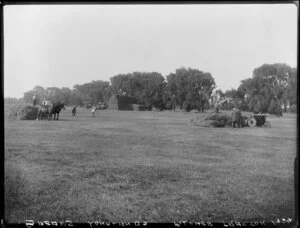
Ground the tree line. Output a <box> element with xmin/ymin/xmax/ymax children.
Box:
<box><xmin>14</xmin><ymin>64</ymin><xmax>297</xmax><ymax>113</ymax></box>
<box><xmin>212</xmin><ymin>63</ymin><xmax>297</xmax><ymax>114</ymax></box>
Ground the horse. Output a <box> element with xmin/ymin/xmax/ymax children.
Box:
<box><xmin>48</xmin><ymin>102</ymin><xmax>65</xmax><ymax>120</ymax></box>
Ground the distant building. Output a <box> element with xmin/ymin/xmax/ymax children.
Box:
<box><xmin>82</xmin><ymin>101</ymin><xmax>92</xmax><ymax>109</ymax></box>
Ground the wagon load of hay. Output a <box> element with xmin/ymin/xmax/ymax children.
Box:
<box><xmin>108</xmin><ymin>95</ymin><xmax>138</xmax><ymax>111</ymax></box>
<box><xmin>8</xmin><ymin>104</ymin><xmax>39</xmax><ymax>120</ymax></box>
<box><xmin>190</xmin><ymin>113</ymin><xmax>232</xmax><ymax>127</ymax></box>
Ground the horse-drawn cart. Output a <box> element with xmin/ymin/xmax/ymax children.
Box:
<box><xmin>36</xmin><ymin>104</ymin><xmax>50</xmax><ymax>120</ymax></box>
<box><xmin>245</xmin><ymin>114</ymin><xmax>271</xmax><ymax>127</ymax></box>
<box><xmin>37</xmin><ymin>101</ymin><xmax>65</xmax><ymax>120</ymax></box>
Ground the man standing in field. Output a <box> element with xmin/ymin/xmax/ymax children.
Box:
<box><xmin>72</xmin><ymin>105</ymin><xmax>78</xmax><ymax>118</ymax></box>
<box><xmin>91</xmin><ymin>105</ymin><xmax>96</xmax><ymax>118</ymax></box>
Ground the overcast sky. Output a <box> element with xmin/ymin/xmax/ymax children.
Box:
<box><xmin>4</xmin><ymin>4</ymin><xmax>298</xmax><ymax>98</ymax></box>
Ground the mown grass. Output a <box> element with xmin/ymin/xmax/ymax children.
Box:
<box><xmin>4</xmin><ymin>106</ymin><xmax>297</xmax><ymax>222</ymax></box>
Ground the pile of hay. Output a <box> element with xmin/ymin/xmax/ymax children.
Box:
<box><xmin>108</xmin><ymin>95</ymin><xmax>138</xmax><ymax>111</ymax></box>
<box><xmin>190</xmin><ymin>113</ymin><xmax>232</xmax><ymax>127</ymax></box>
<box><xmin>8</xmin><ymin>104</ymin><xmax>39</xmax><ymax>120</ymax></box>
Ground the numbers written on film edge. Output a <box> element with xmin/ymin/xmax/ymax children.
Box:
<box><xmin>25</xmin><ymin>218</ymin><xmax>293</xmax><ymax>227</ymax></box>
<box><xmin>25</xmin><ymin>220</ymin><xmax>73</xmax><ymax>227</ymax></box>
<box><xmin>25</xmin><ymin>220</ymin><xmax>148</xmax><ymax>227</ymax></box>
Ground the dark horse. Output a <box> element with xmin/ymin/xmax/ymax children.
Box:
<box><xmin>49</xmin><ymin>102</ymin><xmax>65</xmax><ymax>120</ymax></box>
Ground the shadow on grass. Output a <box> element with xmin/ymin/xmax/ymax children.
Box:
<box><xmin>5</xmin><ymin>163</ymin><xmax>34</xmax><ymax>221</ymax></box>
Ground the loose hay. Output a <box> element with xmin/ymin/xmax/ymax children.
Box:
<box><xmin>8</xmin><ymin>104</ymin><xmax>39</xmax><ymax>120</ymax></box>
<box><xmin>190</xmin><ymin>113</ymin><xmax>232</xmax><ymax>127</ymax></box>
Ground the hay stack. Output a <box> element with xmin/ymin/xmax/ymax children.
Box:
<box><xmin>8</xmin><ymin>104</ymin><xmax>39</xmax><ymax>120</ymax></box>
<box><xmin>108</xmin><ymin>95</ymin><xmax>138</xmax><ymax>111</ymax></box>
<box><xmin>190</xmin><ymin>113</ymin><xmax>232</xmax><ymax>127</ymax></box>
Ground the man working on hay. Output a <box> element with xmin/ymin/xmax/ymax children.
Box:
<box><xmin>231</xmin><ymin>108</ymin><xmax>242</xmax><ymax>128</ymax></box>
<box><xmin>32</xmin><ymin>94</ymin><xmax>37</xmax><ymax>106</ymax></box>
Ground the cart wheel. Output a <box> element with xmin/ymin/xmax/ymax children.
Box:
<box><xmin>248</xmin><ymin>117</ymin><xmax>257</xmax><ymax>127</ymax></box>
<box><xmin>264</xmin><ymin>121</ymin><xmax>271</xmax><ymax>127</ymax></box>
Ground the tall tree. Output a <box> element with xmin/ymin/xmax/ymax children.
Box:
<box><xmin>166</xmin><ymin>67</ymin><xmax>215</xmax><ymax>111</ymax></box>
<box><xmin>285</xmin><ymin>68</ymin><xmax>297</xmax><ymax>109</ymax></box>
<box><xmin>110</xmin><ymin>72</ymin><xmax>166</xmax><ymax>109</ymax></box>
<box><xmin>59</xmin><ymin>87</ymin><xmax>72</xmax><ymax>104</ymax></box>
<box><xmin>110</xmin><ymin>74</ymin><xmax>132</xmax><ymax>95</ymax></box>
<box><xmin>45</xmin><ymin>87</ymin><xmax>61</xmax><ymax>103</ymax></box>
<box><xmin>73</xmin><ymin>80</ymin><xmax>111</xmax><ymax>105</ymax></box>
<box><xmin>237</xmin><ymin>63</ymin><xmax>294</xmax><ymax>114</ymax></box>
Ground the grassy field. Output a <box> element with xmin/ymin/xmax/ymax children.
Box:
<box><xmin>4</xmin><ymin>106</ymin><xmax>297</xmax><ymax>223</ymax></box>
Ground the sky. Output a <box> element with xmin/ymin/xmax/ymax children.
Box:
<box><xmin>4</xmin><ymin>4</ymin><xmax>298</xmax><ymax>98</ymax></box>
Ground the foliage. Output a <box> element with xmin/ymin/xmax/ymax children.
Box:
<box><xmin>166</xmin><ymin>67</ymin><xmax>216</xmax><ymax>112</ymax></box>
<box><xmin>23</xmin><ymin>86</ymin><xmax>72</xmax><ymax>105</ymax></box>
<box><xmin>73</xmin><ymin>80</ymin><xmax>111</xmax><ymax>105</ymax></box>
<box><xmin>110</xmin><ymin>72</ymin><xmax>166</xmax><ymax>109</ymax></box>
<box><xmin>285</xmin><ymin>68</ymin><xmax>297</xmax><ymax>108</ymax></box>
<box><xmin>222</xmin><ymin>63</ymin><xmax>297</xmax><ymax>114</ymax></box>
